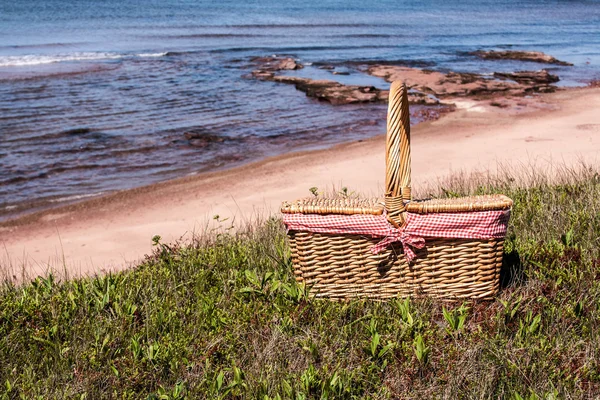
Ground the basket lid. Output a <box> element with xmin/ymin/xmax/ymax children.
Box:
<box><xmin>281</xmin><ymin>197</ymin><xmax>384</xmax><ymax>215</ymax></box>
<box><xmin>406</xmin><ymin>194</ymin><xmax>513</xmax><ymax>214</ymax></box>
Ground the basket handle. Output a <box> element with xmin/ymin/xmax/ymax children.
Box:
<box><xmin>385</xmin><ymin>81</ymin><xmax>411</xmax><ymax>227</ymax></box>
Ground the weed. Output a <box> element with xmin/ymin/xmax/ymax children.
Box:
<box><xmin>442</xmin><ymin>303</ymin><xmax>469</xmax><ymax>335</ymax></box>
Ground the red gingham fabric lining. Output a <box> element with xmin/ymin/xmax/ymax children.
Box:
<box><xmin>404</xmin><ymin>210</ymin><xmax>511</xmax><ymax>240</ymax></box>
<box><xmin>282</xmin><ymin>210</ymin><xmax>510</xmax><ymax>262</ymax></box>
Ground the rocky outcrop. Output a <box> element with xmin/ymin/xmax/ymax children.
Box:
<box><xmin>250</xmin><ymin>56</ymin><xmax>305</xmax><ymax>80</ymax></box>
<box><xmin>493</xmin><ymin>70</ymin><xmax>559</xmax><ymax>85</ymax></box>
<box><xmin>251</xmin><ymin>70</ymin><xmax>277</xmax><ymax>80</ymax></box>
<box><xmin>367</xmin><ymin>66</ymin><xmax>519</xmax><ymax>97</ymax></box>
<box><xmin>366</xmin><ymin>65</ymin><xmax>558</xmax><ymax>98</ymax></box>
<box><xmin>262</xmin><ymin>75</ymin><xmax>440</xmax><ymax>105</ymax></box>
<box><xmin>250</xmin><ymin>56</ymin><xmax>303</xmax><ymax>73</ymax></box>
<box><xmin>470</xmin><ymin>50</ymin><xmax>573</xmax><ymax>66</ymax></box>
<box><xmin>271</xmin><ymin>76</ymin><xmax>387</xmax><ymax>105</ymax></box>
<box><xmin>248</xmin><ymin>56</ymin><xmax>446</xmax><ymax>105</ymax></box>
<box><xmin>279</xmin><ymin>58</ymin><xmax>303</xmax><ymax>70</ymax></box>
<box><xmin>248</xmin><ymin>56</ymin><xmax>561</xmax><ymax>106</ymax></box>
<box><xmin>405</xmin><ymin>91</ymin><xmax>441</xmax><ymax>106</ymax></box>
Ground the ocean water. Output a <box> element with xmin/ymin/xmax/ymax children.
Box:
<box><xmin>1</xmin><ymin>0</ymin><xmax>599</xmax><ymax>220</ymax></box>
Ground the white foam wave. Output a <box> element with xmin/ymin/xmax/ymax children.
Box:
<box><xmin>0</xmin><ymin>52</ymin><xmax>124</xmax><ymax>67</ymax></box>
<box><xmin>0</xmin><ymin>51</ymin><xmax>166</xmax><ymax>67</ymax></box>
<box><xmin>137</xmin><ymin>52</ymin><xmax>168</xmax><ymax>58</ymax></box>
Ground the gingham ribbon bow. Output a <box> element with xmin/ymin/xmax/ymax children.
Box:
<box><xmin>370</xmin><ymin>231</ymin><xmax>426</xmax><ymax>262</ymax></box>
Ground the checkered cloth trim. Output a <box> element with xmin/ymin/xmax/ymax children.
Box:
<box><xmin>404</xmin><ymin>210</ymin><xmax>511</xmax><ymax>240</ymax></box>
<box><xmin>283</xmin><ymin>212</ymin><xmax>396</xmax><ymax>240</ymax></box>
<box><xmin>282</xmin><ymin>209</ymin><xmax>510</xmax><ymax>262</ymax></box>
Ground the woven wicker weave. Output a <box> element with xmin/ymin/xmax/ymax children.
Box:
<box><xmin>282</xmin><ymin>81</ymin><xmax>512</xmax><ymax>300</ymax></box>
<box><xmin>281</xmin><ymin>198</ymin><xmax>384</xmax><ymax>215</ymax></box>
<box><xmin>289</xmin><ymin>232</ymin><xmax>504</xmax><ymax>300</ymax></box>
<box><xmin>407</xmin><ymin>195</ymin><xmax>512</xmax><ymax>214</ymax></box>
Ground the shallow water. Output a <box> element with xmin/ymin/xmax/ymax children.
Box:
<box><xmin>1</xmin><ymin>0</ymin><xmax>599</xmax><ymax>220</ymax></box>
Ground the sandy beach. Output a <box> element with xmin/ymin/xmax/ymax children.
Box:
<box><xmin>2</xmin><ymin>86</ymin><xmax>599</xmax><ymax>280</ymax></box>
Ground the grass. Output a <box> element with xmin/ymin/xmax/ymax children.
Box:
<box><xmin>1</xmin><ymin>165</ymin><xmax>600</xmax><ymax>399</ymax></box>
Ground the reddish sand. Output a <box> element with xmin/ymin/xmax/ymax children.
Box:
<box><xmin>1</xmin><ymin>87</ymin><xmax>599</xmax><ymax>280</ymax></box>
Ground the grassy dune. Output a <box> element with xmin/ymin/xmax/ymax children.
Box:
<box><xmin>1</xmin><ymin>166</ymin><xmax>600</xmax><ymax>399</ymax></box>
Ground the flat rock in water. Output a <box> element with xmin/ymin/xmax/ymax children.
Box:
<box><xmin>250</xmin><ymin>56</ymin><xmax>560</xmax><ymax>106</ymax></box>
<box><xmin>493</xmin><ymin>70</ymin><xmax>560</xmax><ymax>84</ymax></box>
<box><xmin>405</xmin><ymin>91</ymin><xmax>441</xmax><ymax>106</ymax></box>
<box><xmin>367</xmin><ymin>65</ymin><xmax>518</xmax><ymax>97</ymax></box>
<box><xmin>272</xmin><ymin>76</ymin><xmax>387</xmax><ymax>105</ymax></box>
<box><xmin>251</xmin><ymin>70</ymin><xmax>275</xmax><ymax>80</ymax></box>
<box><xmin>470</xmin><ymin>50</ymin><xmax>573</xmax><ymax>66</ymax></box>
<box><xmin>279</xmin><ymin>58</ymin><xmax>303</xmax><ymax>70</ymax></box>
<box><xmin>366</xmin><ymin>65</ymin><xmax>559</xmax><ymax>98</ymax></box>
<box><xmin>250</xmin><ymin>56</ymin><xmax>304</xmax><ymax>71</ymax></box>
<box><xmin>251</xmin><ymin>73</ymin><xmax>440</xmax><ymax>105</ymax></box>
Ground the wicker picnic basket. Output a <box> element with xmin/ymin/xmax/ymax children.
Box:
<box><xmin>281</xmin><ymin>81</ymin><xmax>513</xmax><ymax>300</ymax></box>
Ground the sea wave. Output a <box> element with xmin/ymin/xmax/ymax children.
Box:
<box><xmin>0</xmin><ymin>42</ymin><xmax>89</xmax><ymax>51</ymax></box>
<box><xmin>136</xmin><ymin>52</ymin><xmax>168</xmax><ymax>58</ymax></box>
<box><xmin>216</xmin><ymin>23</ymin><xmax>399</xmax><ymax>29</ymax></box>
<box><xmin>0</xmin><ymin>52</ymin><xmax>123</xmax><ymax>67</ymax></box>
<box><xmin>144</xmin><ymin>33</ymin><xmax>266</xmax><ymax>39</ymax></box>
<box><xmin>0</xmin><ymin>52</ymin><xmax>167</xmax><ymax>67</ymax></box>
<box><xmin>209</xmin><ymin>44</ymin><xmax>399</xmax><ymax>54</ymax></box>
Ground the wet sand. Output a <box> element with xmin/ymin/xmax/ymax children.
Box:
<box><xmin>2</xmin><ymin>86</ymin><xmax>600</xmax><ymax>280</ymax></box>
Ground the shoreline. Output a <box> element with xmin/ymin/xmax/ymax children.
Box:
<box><xmin>2</xmin><ymin>85</ymin><xmax>600</xmax><ymax>280</ymax></box>
<box><xmin>0</xmin><ymin>105</ymin><xmax>447</xmax><ymax>226</ymax></box>
<box><xmin>1</xmin><ymin>51</ymin><xmax>592</xmax><ymax>224</ymax></box>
